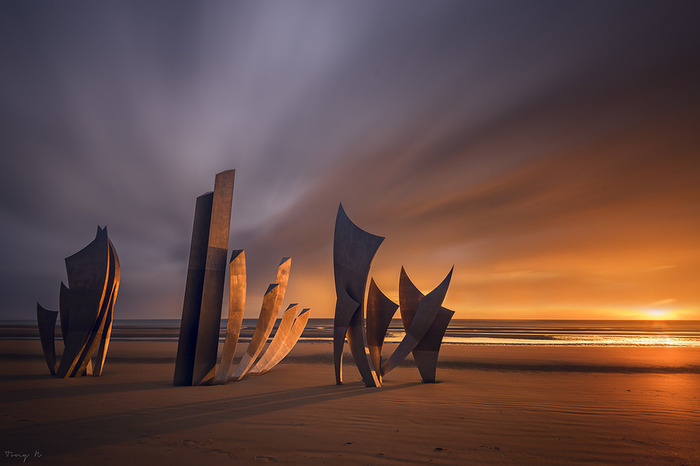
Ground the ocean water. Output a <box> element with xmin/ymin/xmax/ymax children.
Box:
<box><xmin>2</xmin><ymin>319</ymin><xmax>700</xmax><ymax>347</ymax></box>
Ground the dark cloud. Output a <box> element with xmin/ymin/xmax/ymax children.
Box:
<box><xmin>1</xmin><ymin>1</ymin><xmax>699</xmax><ymax>319</ymax></box>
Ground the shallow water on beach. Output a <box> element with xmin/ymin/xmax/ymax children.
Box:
<box><xmin>2</xmin><ymin>319</ymin><xmax>700</xmax><ymax>347</ymax></box>
<box><xmin>435</xmin><ymin>319</ymin><xmax>700</xmax><ymax>347</ymax></box>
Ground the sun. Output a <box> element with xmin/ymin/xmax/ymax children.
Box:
<box><xmin>643</xmin><ymin>309</ymin><xmax>673</xmax><ymax>320</ymax></box>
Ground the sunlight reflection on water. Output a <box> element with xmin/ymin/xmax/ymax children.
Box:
<box><xmin>383</xmin><ymin>330</ymin><xmax>700</xmax><ymax>347</ymax></box>
<box><xmin>437</xmin><ymin>336</ymin><xmax>700</xmax><ymax>347</ymax></box>
<box><xmin>3</xmin><ymin>319</ymin><xmax>700</xmax><ymax>346</ymax></box>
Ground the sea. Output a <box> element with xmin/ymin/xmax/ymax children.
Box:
<box><xmin>2</xmin><ymin>319</ymin><xmax>700</xmax><ymax>347</ymax></box>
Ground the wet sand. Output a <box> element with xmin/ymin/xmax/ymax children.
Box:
<box><xmin>1</xmin><ymin>341</ymin><xmax>699</xmax><ymax>464</ymax></box>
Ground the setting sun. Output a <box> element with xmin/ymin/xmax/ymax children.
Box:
<box><xmin>643</xmin><ymin>309</ymin><xmax>674</xmax><ymax>319</ymax></box>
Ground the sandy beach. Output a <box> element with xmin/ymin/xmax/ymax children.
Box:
<box><xmin>1</xmin><ymin>340</ymin><xmax>699</xmax><ymax>465</ymax></box>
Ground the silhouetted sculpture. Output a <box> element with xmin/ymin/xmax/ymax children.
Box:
<box><xmin>173</xmin><ymin>192</ymin><xmax>214</xmax><ymax>385</ymax></box>
<box><xmin>398</xmin><ymin>267</ymin><xmax>455</xmax><ymax>383</ymax></box>
<box><xmin>174</xmin><ymin>170</ymin><xmax>308</xmax><ymax>386</ymax></box>
<box><xmin>332</xmin><ymin>203</ymin><xmax>455</xmax><ymax>386</ymax></box>
<box><xmin>36</xmin><ymin>304</ymin><xmax>58</xmax><ymax>375</ymax></box>
<box><xmin>366</xmin><ymin>278</ymin><xmax>399</xmax><ymax>383</ymax></box>
<box><xmin>37</xmin><ymin>226</ymin><xmax>120</xmax><ymax>378</ymax></box>
<box><xmin>333</xmin><ymin>203</ymin><xmax>383</xmax><ymax>387</ymax></box>
<box><xmin>382</xmin><ymin>267</ymin><xmax>453</xmax><ymax>378</ymax></box>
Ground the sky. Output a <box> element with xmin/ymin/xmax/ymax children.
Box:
<box><xmin>1</xmin><ymin>0</ymin><xmax>699</xmax><ymax>321</ymax></box>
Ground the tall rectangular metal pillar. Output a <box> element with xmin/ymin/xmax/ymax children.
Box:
<box><xmin>173</xmin><ymin>192</ymin><xmax>214</xmax><ymax>385</ymax></box>
<box><xmin>191</xmin><ymin>169</ymin><xmax>235</xmax><ymax>385</ymax></box>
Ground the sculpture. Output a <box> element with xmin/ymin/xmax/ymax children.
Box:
<box><xmin>333</xmin><ymin>203</ymin><xmax>454</xmax><ymax>386</ymax></box>
<box><xmin>381</xmin><ymin>267</ymin><xmax>453</xmax><ymax>379</ymax></box>
<box><xmin>249</xmin><ymin>303</ymin><xmax>299</xmax><ymax>376</ymax></box>
<box><xmin>174</xmin><ymin>170</ymin><xmax>309</xmax><ymax>386</ymax></box>
<box><xmin>230</xmin><ymin>258</ymin><xmax>290</xmax><ymax>381</ymax></box>
<box><xmin>333</xmin><ymin>203</ymin><xmax>383</xmax><ymax>387</ymax></box>
<box><xmin>36</xmin><ymin>304</ymin><xmax>58</xmax><ymax>375</ymax></box>
<box><xmin>210</xmin><ymin>257</ymin><xmax>309</xmax><ymax>384</ymax></box>
<box><xmin>174</xmin><ymin>170</ymin><xmax>235</xmax><ymax>386</ymax></box>
<box><xmin>213</xmin><ymin>250</ymin><xmax>246</xmax><ymax>385</ymax></box>
<box><xmin>37</xmin><ymin>226</ymin><xmax>120</xmax><ymax>377</ymax></box>
<box><xmin>249</xmin><ymin>307</ymin><xmax>311</xmax><ymax>376</ymax></box>
<box><xmin>365</xmin><ymin>278</ymin><xmax>398</xmax><ymax>383</ymax></box>
<box><xmin>192</xmin><ymin>171</ymin><xmax>235</xmax><ymax>385</ymax></box>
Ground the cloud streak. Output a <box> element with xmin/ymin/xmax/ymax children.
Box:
<box><xmin>1</xmin><ymin>1</ymin><xmax>699</xmax><ymax>319</ymax></box>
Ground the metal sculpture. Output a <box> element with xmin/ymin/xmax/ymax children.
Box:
<box><xmin>213</xmin><ymin>250</ymin><xmax>246</xmax><ymax>384</ymax></box>
<box><xmin>175</xmin><ymin>170</ymin><xmax>309</xmax><ymax>386</ymax></box>
<box><xmin>333</xmin><ymin>203</ymin><xmax>384</xmax><ymax>387</ymax></box>
<box><xmin>36</xmin><ymin>304</ymin><xmax>58</xmax><ymax>375</ymax></box>
<box><xmin>249</xmin><ymin>307</ymin><xmax>311</xmax><ymax>376</ymax></box>
<box><xmin>37</xmin><ymin>226</ymin><xmax>120</xmax><ymax>378</ymax></box>
<box><xmin>395</xmin><ymin>267</ymin><xmax>454</xmax><ymax>382</ymax></box>
<box><xmin>173</xmin><ymin>192</ymin><xmax>214</xmax><ymax>385</ymax></box>
<box><xmin>332</xmin><ymin>203</ymin><xmax>455</xmax><ymax>386</ymax></box>
<box><xmin>381</xmin><ymin>267</ymin><xmax>453</xmax><ymax>377</ymax></box>
<box><xmin>366</xmin><ymin>278</ymin><xmax>399</xmax><ymax>383</ymax></box>
<box><xmin>229</xmin><ymin>257</ymin><xmax>291</xmax><ymax>381</ymax></box>
<box><xmin>192</xmin><ymin>170</ymin><xmax>235</xmax><ymax>385</ymax></box>
<box><xmin>248</xmin><ymin>303</ymin><xmax>299</xmax><ymax>376</ymax></box>
<box><xmin>174</xmin><ymin>170</ymin><xmax>235</xmax><ymax>386</ymax></box>
<box><xmin>229</xmin><ymin>285</ymin><xmax>280</xmax><ymax>380</ymax></box>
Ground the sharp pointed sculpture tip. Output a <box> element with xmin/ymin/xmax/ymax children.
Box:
<box><xmin>337</xmin><ymin>202</ymin><xmax>349</xmax><ymax>218</ymax></box>
<box><xmin>444</xmin><ymin>266</ymin><xmax>454</xmax><ymax>284</ymax></box>
<box><xmin>230</xmin><ymin>249</ymin><xmax>244</xmax><ymax>262</ymax></box>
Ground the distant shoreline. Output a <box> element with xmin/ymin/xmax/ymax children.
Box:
<box><xmin>3</xmin><ymin>319</ymin><xmax>700</xmax><ymax>347</ymax></box>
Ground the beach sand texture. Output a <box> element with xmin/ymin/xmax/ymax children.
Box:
<box><xmin>1</xmin><ymin>341</ymin><xmax>699</xmax><ymax>465</ymax></box>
